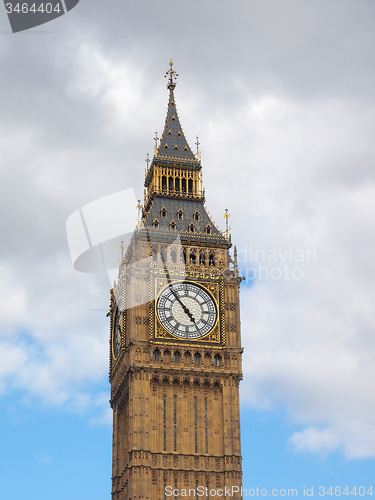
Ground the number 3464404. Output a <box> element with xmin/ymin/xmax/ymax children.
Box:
<box><xmin>319</xmin><ymin>486</ymin><xmax>374</xmax><ymax>496</ymax></box>
<box><xmin>5</xmin><ymin>3</ymin><xmax>62</xmax><ymax>14</ymax></box>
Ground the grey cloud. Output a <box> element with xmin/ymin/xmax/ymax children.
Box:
<box><xmin>0</xmin><ymin>0</ymin><xmax>374</xmax><ymax>459</ymax></box>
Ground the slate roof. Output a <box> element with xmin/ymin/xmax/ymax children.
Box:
<box><xmin>156</xmin><ymin>83</ymin><xmax>196</xmax><ymax>162</ymax></box>
<box><xmin>141</xmin><ymin>63</ymin><xmax>230</xmax><ymax>248</ymax></box>
<box><xmin>144</xmin><ymin>197</ymin><xmax>229</xmax><ymax>246</ymax></box>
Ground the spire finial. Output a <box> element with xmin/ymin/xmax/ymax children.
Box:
<box><xmin>224</xmin><ymin>208</ymin><xmax>231</xmax><ymax>240</ymax></box>
<box><xmin>137</xmin><ymin>198</ymin><xmax>142</xmax><ymax>227</ymax></box>
<box><xmin>165</xmin><ymin>59</ymin><xmax>178</xmax><ymax>89</ymax></box>
<box><xmin>154</xmin><ymin>131</ymin><xmax>159</xmax><ymax>154</ymax></box>
<box><xmin>120</xmin><ymin>239</ymin><xmax>125</xmax><ymax>260</ymax></box>
<box><xmin>145</xmin><ymin>153</ymin><xmax>150</xmax><ymax>170</ymax></box>
<box><xmin>195</xmin><ymin>135</ymin><xmax>201</xmax><ymax>161</ymax></box>
<box><xmin>234</xmin><ymin>245</ymin><xmax>238</xmax><ymax>276</ymax></box>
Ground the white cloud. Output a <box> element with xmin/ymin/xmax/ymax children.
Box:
<box><xmin>290</xmin><ymin>422</ymin><xmax>375</xmax><ymax>460</ymax></box>
<box><xmin>0</xmin><ymin>266</ymin><xmax>27</xmax><ymax>326</ymax></box>
<box><xmin>195</xmin><ymin>88</ymin><xmax>375</xmax><ymax>461</ymax></box>
<box><xmin>236</xmin><ymin>117</ymin><xmax>375</xmax><ymax>458</ymax></box>
<box><xmin>289</xmin><ymin>427</ymin><xmax>341</xmax><ymax>457</ymax></box>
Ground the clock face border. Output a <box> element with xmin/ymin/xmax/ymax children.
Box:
<box><xmin>111</xmin><ymin>299</ymin><xmax>123</xmax><ymax>364</ymax></box>
<box><xmin>153</xmin><ymin>279</ymin><xmax>223</xmax><ymax>345</ymax></box>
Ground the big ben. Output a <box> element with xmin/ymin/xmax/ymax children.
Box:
<box><xmin>109</xmin><ymin>61</ymin><xmax>243</xmax><ymax>499</ymax></box>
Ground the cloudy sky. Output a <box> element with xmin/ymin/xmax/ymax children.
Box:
<box><xmin>1</xmin><ymin>1</ymin><xmax>375</xmax><ymax>498</ymax></box>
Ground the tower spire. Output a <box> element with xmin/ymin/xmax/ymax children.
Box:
<box><xmin>156</xmin><ymin>61</ymin><xmax>196</xmax><ymax>161</ymax></box>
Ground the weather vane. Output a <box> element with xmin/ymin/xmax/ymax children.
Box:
<box><xmin>165</xmin><ymin>59</ymin><xmax>178</xmax><ymax>86</ymax></box>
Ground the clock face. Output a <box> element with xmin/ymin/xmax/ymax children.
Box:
<box><xmin>156</xmin><ymin>282</ymin><xmax>217</xmax><ymax>339</ymax></box>
<box><xmin>113</xmin><ymin>306</ymin><xmax>122</xmax><ymax>359</ymax></box>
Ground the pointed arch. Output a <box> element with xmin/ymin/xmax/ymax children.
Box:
<box><xmin>190</xmin><ymin>250</ymin><xmax>197</xmax><ymax>264</ymax></box>
<box><xmin>209</xmin><ymin>251</ymin><xmax>215</xmax><ymax>266</ymax></box>
<box><xmin>199</xmin><ymin>251</ymin><xmax>206</xmax><ymax>265</ymax></box>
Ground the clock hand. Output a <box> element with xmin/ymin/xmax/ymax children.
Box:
<box><xmin>169</xmin><ymin>286</ymin><xmax>196</xmax><ymax>324</ymax></box>
<box><xmin>180</xmin><ymin>301</ymin><xmax>196</xmax><ymax>324</ymax></box>
<box><xmin>144</xmin><ymin>228</ymin><xmax>196</xmax><ymax>324</ymax></box>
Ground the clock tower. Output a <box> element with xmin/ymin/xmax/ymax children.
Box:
<box><xmin>109</xmin><ymin>61</ymin><xmax>243</xmax><ymax>499</ymax></box>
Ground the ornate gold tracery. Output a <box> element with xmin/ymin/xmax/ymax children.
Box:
<box><xmin>152</xmin><ymin>279</ymin><xmax>224</xmax><ymax>347</ymax></box>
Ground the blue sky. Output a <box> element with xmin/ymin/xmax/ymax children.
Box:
<box><xmin>1</xmin><ymin>1</ymin><xmax>375</xmax><ymax>499</ymax></box>
<box><xmin>241</xmin><ymin>407</ymin><xmax>375</xmax><ymax>493</ymax></box>
<box><xmin>1</xmin><ymin>392</ymin><xmax>375</xmax><ymax>498</ymax></box>
<box><xmin>0</xmin><ymin>399</ymin><xmax>112</xmax><ymax>499</ymax></box>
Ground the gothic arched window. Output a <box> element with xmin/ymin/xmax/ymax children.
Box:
<box><xmin>152</xmin><ymin>245</ymin><xmax>158</xmax><ymax>261</ymax></box>
<box><xmin>199</xmin><ymin>251</ymin><xmax>205</xmax><ymax>265</ymax></box>
<box><xmin>173</xmin><ymin>351</ymin><xmax>181</xmax><ymax>363</ymax></box>
<box><xmin>153</xmin><ymin>349</ymin><xmax>160</xmax><ymax>362</ymax></box>
<box><xmin>170</xmin><ymin>247</ymin><xmax>177</xmax><ymax>263</ymax></box>
<box><xmin>209</xmin><ymin>251</ymin><xmax>215</xmax><ymax>266</ymax></box>
<box><xmin>214</xmin><ymin>355</ymin><xmax>221</xmax><ymax>367</ymax></box>
<box><xmin>190</xmin><ymin>251</ymin><xmax>196</xmax><ymax>264</ymax></box>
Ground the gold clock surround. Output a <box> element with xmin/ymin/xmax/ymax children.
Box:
<box><xmin>153</xmin><ymin>279</ymin><xmax>223</xmax><ymax>346</ymax></box>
